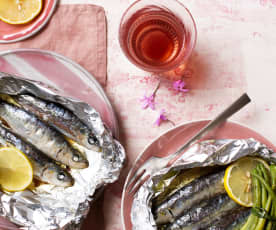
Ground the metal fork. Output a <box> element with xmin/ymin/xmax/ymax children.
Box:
<box><xmin>126</xmin><ymin>93</ymin><xmax>251</xmax><ymax>194</ymax></box>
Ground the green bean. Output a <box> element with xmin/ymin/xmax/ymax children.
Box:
<box><xmin>251</xmin><ymin>172</ymin><xmax>276</xmax><ymax>204</ymax></box>
<box><xmin>272</xmin><ymin>203</ymin><xmax>276</xmax><ymax>230</ymax></box>
<box><xmin>260</xmin><ymin>164</ymin><xmax>272</xmax><ymax>207</ymax></box>
<box><xmin>267</xmin><ymin>165</ymin><xmax>276</xmax><ymax>230</ymax></box>
<box><xmin>241</xmin><ymin>169</ymin><xmax>261</xmax><ymax>230</ymax></box>
<box><xmin>252</xmin><ymin>168</ymin><xmax>266</xmax><ymax>230</ymax></box>
<box><xmin>266</xmin><ymin>222</ymin><xmax>272</xmax><ymax>230</ymax></box>
<box><xmin>260</xmin><ymin>163</ymin><xmax>276</xmax><ymax>219</ymax></box>
<box><xmin>266</xmin><ymin>207</ymin><xmax>273</xmax><ymax>230</ymax></box>
<box><xmin>270</xmin><ymin>165</ymin><xmax>276</xmax><ymax>190</ymax></box>
<box><xmin>267</xmin><ymin>203</ymin><xmax>276</xmax><ymax>229</ymax></box>
<box><xmin>260</xmin><ymin>164</ymin><xmax>271</xmax><ymax>185</ymax></box>
<box><xmin>254</xmin><ymin>165</ymin><xmax>276</xmax><ymax>230</ymax></box>
<box><xmin>274</xmin><ymin>203</ymin><xmax>276</xmax><ymax>219</ymax></box>
<box><xmin>269</xmin><ymin>167</ymin><xmax>276</xmax><ymax>219</ymax></box>
<box><xmin>255</xmin><ymin>196</ymin><xmax>272</xmax><ymax>230</ymax></box>
<box><xmin>254</xmin><ymin>168</ymin><xmax>262</xmax><ymax>207</ymax></box>
<box><xmin>252</xmin><ymin>207</ymin><xmax>276</xmax><ymax>221</ymax></box>
<box><xmin>241</xmin><ymin>215</ymin><xmax>258</xmax><ymax>230</ymax></box>
<box><xmin>258</xmin><ymin>166</ymin><xmax>268</xmax><ymax>208</ymax></box>
<box><xmin>272</xmin><ymin>203</ymin><xmax>276</xmax><ymax>218</ymax></box>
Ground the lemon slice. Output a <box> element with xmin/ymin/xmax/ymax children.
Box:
<box><xmin>224</xmin><ymin>157</ymin><xmax>269</xmax><ymax>207</ymax></box>
<box><xmin>0</xmin><ymin>147</ymin><xmax>33</xmax><ymax>192</ymax></box>
<box><xmin>0</xmin><ymin>0</ymin><xmax>43</xmax><ymax>25</ymax></box>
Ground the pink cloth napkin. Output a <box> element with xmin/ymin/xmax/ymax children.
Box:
<box><xmin>0</xmin><ymin>4</ymin><xmax>108</xmax><ymax>229</ymax></box>
<box><xmin>0</xmin><ymin>4</ymin><xmax>107</xmax><ymax>86</ymax></box>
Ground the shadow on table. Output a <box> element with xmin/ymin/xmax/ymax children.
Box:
<box><xmin>81</xmin><ymin>192</ymin><xmax>105</xmax><ymax>230</ymax></box>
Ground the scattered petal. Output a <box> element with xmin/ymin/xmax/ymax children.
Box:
<box><xmin>140</xmin><ymin>93</ymin><xmax>155</xmax><ymax>110</ymax></box>
<box><xmin>139</xmin><ymin>81</ymin><xmax>160</xmax><ymax>110</ymax></box>
<box><xmin>154</xmin><ymin>109</ymin><xmax>168</xmax><ymax>126</ymax></box>
<box><xmin>173</xmin><ymin>80</ymin><xmax>189</xmax><ymax>93</ymax></box>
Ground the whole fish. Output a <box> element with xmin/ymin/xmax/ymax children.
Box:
<box><xmin>0</xmin><ymin>102</ymin><xmax>88</xmax><ymax>169</ymax></box>
<box><xmin>0</xmin><ymin>124</ymin><xmax>74</xmax><ymax>187</ymax></box>
<box><xmin>152</xmin><ymin>167</ymin><xmax>215</xmax><ymax>207</ymax></box>
<box><xmin>12</xmin><ymin>94</ymin><xmax>100</xmax><ymax>151</ymax></box>
<box><xmin>163</xmin><ymin>194</ymin><xmax>229</xmax><ymax>229</ymax></box>
<box><xmin>166</xmin><ymin>194</ymin><xmax>241</xmax><ymax>230</ymax></box>
<box><xmin>153</xmin><ymin>170</ymin><xmax>225</xmax><ymax>225</ymax></box>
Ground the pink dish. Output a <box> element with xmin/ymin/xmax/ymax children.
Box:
<box><xmin>121</xmin><ymin>120</ymin><xmax>276</xmax><ymax>230</ymax></box>
<box><xmin>0</xmin><ymin>0</ymin><xmax>57</xmax><ymax>43</ymax></box>
<box><xmin>0</xmin><ymin>48</ymin><xmax>119</xmax><ymax>137</ymax></box>
<box><xmin>0</xmin><ymin>48</ymin><xmax>119</xmax><ymax>229</ymax></box>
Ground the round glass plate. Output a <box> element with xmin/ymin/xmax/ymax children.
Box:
<box><xmin>0</xmin><ymin>48</ymin><xmax>119</xmax><ymax>137</ymax></box>
<box><xmin>0</xmin><ymin>0</ymin><xmax>57</xmax><ymax>43</ymax></box>
<box><xmin>121</xmin><ymin>120</ymin><xmax>276</xmax><ymax>230</ymax></box>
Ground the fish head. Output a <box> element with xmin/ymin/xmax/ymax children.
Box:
<box><xmin>83</xmin><ymin>133</ymin><xmax>101</xmax><ymax>152</ymax></box>
<box><xmin>43</xmin><ymin>165</ymin><xmax>74</xmax><ymax>187</ymax></box>
<box><xmin>68</xmin><ymin>151</ymin><xmax>89</xmax><ymax>169</ymax></box>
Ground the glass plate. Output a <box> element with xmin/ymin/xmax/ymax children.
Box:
<box><xmin>0</xmin><ymin>48</ymin><xmax>119</xmax><ymax>137</ymax></box>
<box><xmin>121</xmin><ymin>120</ymin><xmax>276</xmax><ymax>230</ymax></box>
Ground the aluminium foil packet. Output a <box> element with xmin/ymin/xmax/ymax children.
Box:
<box><xmin>131</xmin><ymin>138</ymin><xmax>276</xmax><ymax>230</ymax></box>
<box><xmin>0</xmin><ymin>72</ymin><xmax>125</xmax><ymax>229</ymax></box>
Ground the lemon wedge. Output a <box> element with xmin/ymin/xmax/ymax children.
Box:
<box><xmin>224</xmin><ymin>157</ymin><xmax>269</xmax><ymax>207</ymax></box>
<box><xmin>0</xmin><ymin>0</ymin><xmax>43</xmax><ymax>25</ymax></box>
<box><xmin>0</xmin><ymin>147</ymin><xmax>33</xmax><ymax>192</ymax></box>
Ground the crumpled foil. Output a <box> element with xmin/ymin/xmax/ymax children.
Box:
<box><xmin>131</xmin><ymin>138</ymin><xmax>276</xmax><ymax>230</ymax></box>
<box><xmin>0</xmin><ymin>73</ymin><xmax>126</xmax><ymax>229</ymax></box>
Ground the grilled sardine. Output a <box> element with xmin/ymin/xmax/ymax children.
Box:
<box><xmin>153</xmin><ymin>170</ymin><xmax>225</xmax><ymax>225</ymax></box>
<box><xmin>0</xmin><ymin>124</ymin><xmax>73</xmax><ymax>187</ymax></box>
<box><xmin>166</xmin><ymin>194</ymin><xmax>241</xmax><ymax>230</ymax></box>
<box><xmin>12</xmin><ymin>95</ymin><xmax>100</xmax><ymax>151</ymax></box>
<box><xmin>0</xmin><ymin>102</ymin><xmax>88</xmax><ymax>169</ymax></box>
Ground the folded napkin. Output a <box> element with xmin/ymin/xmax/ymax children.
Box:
<box><xmin>0</xmin><ymin>4</ymin><xmax>107</xmax><ymax>86</ymax></box>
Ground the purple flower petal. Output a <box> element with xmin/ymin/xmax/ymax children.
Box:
<box><xmin>155</xmin><ymin>118</ymin><xmax>162</xmax><ymax>126</ymax></box>
<box><xmin>142</xmin><ymin>101</ymin><xmax>149</xmax><ymax>109</ymax></box>
<box><xmin>179</xmin><ymin>88</ymin><xmax>189</xmax><ymax>93</ymax></box>
<box><xmin>149</xmin><ymin>102</ymin><xmax>155</xmax><ymax>110</ymax></box>
<box><xmin>154</xmin><ymin>109</ymin><xmax>168</xmax><ymax>126</ymax></box>
<box><xmin>172</xmin><ymin>80</ymin><xmax>189</xmax><ymax>94</ymax></box>
<box><xmin>140</xmin><ymin>93</ymin><xmax>156</xmax><ymax>110</ymax></box>
<box><xmin>160</xmin><ymin>114</ymin><xmax>167</xmax><ymax>121</ymax></box>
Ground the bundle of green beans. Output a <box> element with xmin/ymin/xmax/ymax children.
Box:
<box><xmin>241</xmin><ymin>164</ymin><xmax>276</xmax><ymax>230</ymax></box>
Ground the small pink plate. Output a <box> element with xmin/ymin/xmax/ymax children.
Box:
<box><xmin>121</xmin><ymin>120</ymin><xmax>276</xmax><ymax>230</ymax></box>
<box><xmin>0</xmin><ymin>0</ymin><xmax>57</xmax><ymax>43</ymax></box>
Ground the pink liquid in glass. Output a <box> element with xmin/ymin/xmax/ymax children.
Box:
<box><xmin>119</xmin><ymin>2</ymin><xmax>196</xmax><ymax>74</ymax></box>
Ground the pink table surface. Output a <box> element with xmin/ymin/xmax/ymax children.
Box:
<box><xmin>3</xmin><ymin>0</ymin><xmax>276</xmax><ymax>229</ymax></box>
<box><xmin>71</xmin><ymin>0</ymin><xmax>276</xmax><ymax>229</ymax></box>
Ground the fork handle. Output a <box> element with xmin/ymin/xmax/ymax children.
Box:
<box><xmin>168</xmin><ymin>93</ymin><xmax>251</xmax><ymax>164</ymax></box>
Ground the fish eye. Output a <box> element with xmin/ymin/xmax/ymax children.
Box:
<box><xmin>88</xmin><ymin>135</ymin><xmax>98</xmax><ymax>145</ymax></box>
<box><xmin>73</xmin><ymin>154</ymin><xmax>80</xmax><ymax>162</ymax></box>
<box><xmin>58</xmin><ymin>172</ymin><xmax>65</xmax><ymax>180</ymax></box>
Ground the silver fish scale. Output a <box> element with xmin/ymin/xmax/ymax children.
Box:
<box><xmin>44</xmin><ymin>100</ymin><xmax>73</xmax><ymax>120</ymax></box>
